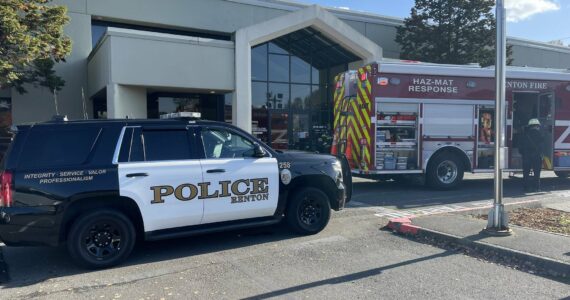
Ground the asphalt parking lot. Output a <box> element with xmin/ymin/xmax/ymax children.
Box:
<box><xmin>1</xmin><ymin>173</ymin><xmax>569</xmax><ymax>299</ymax></box>
<box><xmin>350</xmin><ymin>171</ymin><xmax>570</xmax><ymax>210</ymax></box>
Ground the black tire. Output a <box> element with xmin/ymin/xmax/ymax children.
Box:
<box><xmin>426</xmin><ymin>153</ymin><xmax>465</xmax><ymax>190</ymax></box>
<box><xmin>67</xmin><ymin>209</ymin><xmax>136</xmax><ymax>269</ymax></box>
<box><xmin>286</xmin><ymin>187</ymin><xmax>331</xmax><ymax>235</ymax></box>
<box><xmin>555</xmin><ymin>171</ymin><xmax>570</xmax><ymax>178</ymax></box>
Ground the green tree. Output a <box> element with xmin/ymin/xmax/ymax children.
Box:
<box><xmin>33</xmin><ymin>58</ymin><xmax>65</xmax><ymax>114</ymax></box>
<box><xmin>0</xmin><ymin>0</ymin><xmax>72</xmax><ymax>94</ymax></box>
<box><xmin>396</xmin><ymin>0</ymin><xmax>511</xmax><ymax>67</ymax></box>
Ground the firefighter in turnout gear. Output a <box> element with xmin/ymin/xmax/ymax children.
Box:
<box><xmin>520</xmin><ymin>118</ymin><xmax>546</xmax><ymax>192</ymax></box>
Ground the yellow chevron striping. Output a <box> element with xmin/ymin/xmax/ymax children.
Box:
<box><xmin>348</xmin><ymin>116</ymin><xmax>371</xmax><ymax>164</ymax></box>
<box><xmin>347</xmin><ymin>126</ymin><xmax>359</xmax><ymax>149</ymax></box>
<box><xmin>366</xmin><ymin>66</ymin><xmax>373</xmax><ymax>94</ymax></box>
<box><xmin>350</xmin><ymin>101</ymin><xmax>371</xmax><ymax>144</ymax></box>
<box><xmin>357</xmin><ymin>91</ymin><xmax>371</xmax><ymax>128</ymax></box>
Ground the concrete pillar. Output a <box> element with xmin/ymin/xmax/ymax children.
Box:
<box><xmin>233</xmin><ymin>30</ymin><xmax>252</xmax><ymax>133</ymax></box>
<box><xmin>107</xmin><ymin>84</ymin><xmax>147</xmax><ymax>119</ymax></box>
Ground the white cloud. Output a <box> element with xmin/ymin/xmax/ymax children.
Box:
<box><xmin>505</xmin><ymin>0</ymin><xmax>560</xmax><ymax>22</ymax></box>
<box><xmin>335</xmin><ymin>6</ymin><xmax>350</xmax><ymax>10</ymax></box>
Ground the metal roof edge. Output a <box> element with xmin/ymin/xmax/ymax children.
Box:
<box><xmin>376</xmin><ymin>61</ymin><xmax>570</xmax><ymax>81</ymax></box>
<box><xmin>507</xmin><ymin>37</ymin><xmax>570</xmax><ymax>54</ymax></box>
<box><xmin>225</xmin><ymin>0</ymin><xmax>404</xmax><ymax>26</ymax></box>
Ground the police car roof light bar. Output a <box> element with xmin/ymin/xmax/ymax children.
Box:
<box><xmin>160</xmin><ymin>112</ymin><xmax>202</xmax><ymax>120</ymax></box>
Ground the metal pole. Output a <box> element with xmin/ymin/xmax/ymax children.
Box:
<box><xmin>485</xmin><ymin>0</ymin><xmax>510</xmax><ymax>234</ymax></box>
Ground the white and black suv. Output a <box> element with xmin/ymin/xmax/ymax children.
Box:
<box><xmin>0</xmin><ymin>117</ymin><xmax>351</xmax><ymax>268</ymax></box>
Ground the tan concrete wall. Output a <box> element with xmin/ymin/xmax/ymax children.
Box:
<box><xmin>107</xmin><ymin>84</ymin><xmax>147</xmax><ymax>119</ymax></box>
<box><xmin>12</xmin><ymin>11</ymin><xmax>91</xmax><ymax>124</ymax></box>
<box><xmin>87</xmin><ymin>36</ymin><xmax>112</xmax><ymax>97</ymax></box>
<box><xmin>109</xmin><ymin>31</ymin><xmax>235</xmax><ymax>92</ymax></box>
<box><xmin>509</xmin><ymin>43</ymin><xmax>570</xmax><ymax>69</ymax></box>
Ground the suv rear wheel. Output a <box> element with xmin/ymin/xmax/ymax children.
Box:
<box><xmin>67</xmin><ymin>209</ymin><xmax>136</xmax><ymax>269</ymax></box>
<box><xmin>286</xmin><ymin>187</ymin><xmax>331</xmax><ymax>235</ymax></box>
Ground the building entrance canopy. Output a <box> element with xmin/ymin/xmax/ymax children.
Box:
<box><xmin>233</xmin><ymin>5</ymin><xmax>383</xmax><ymax>133</ymax></box>
<box><xmin>271</xmin><ymin>27</ymin><xmax>361</xmax><ymax>69</ymax></box>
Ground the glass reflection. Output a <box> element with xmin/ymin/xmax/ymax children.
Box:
<box><xmin>268</xmin><ymin>54</ymin><xmax>289</xmax><ymax>82</ymax></box>
<box><xmin>269</xmin><ymin>42</ymin><xmax>288</xmax><ymax>55</ymax></box>
<box><xmin>268</xmin><ymin>83</ymin><xmax>289</xmax><ymax>110</ymax></box>
<box><xmin>271</xmin><ymin>112</ymin><xmax>288</xmax><ymax>150</ymax></box>
<box><xmin>291</xmin><ymin>113</ymin><xmax>310</xmax><ymax>151</ymax></box>
<box><xmin>252</xmin><ymin>82</ymin><xmax>268</xmax><ymax>109</ymax></box>
<box><xmin>252</xmin><ymin>44</ymin><xmax>268</xmax><ymax>81</ymax></box>
<box><xmin>291</xmin><ymin>84</ymin><xmax>311</xmax><ymax>111</ymax></box>
<box><xmin>291</xmin><ymin>56</ymin><xmax>310</xmax><ymax>84</ymax></box>
<box><xmin>251</xmin><ymin>39</ymin><xmax>349</xmax><ymax>151</ymax></box>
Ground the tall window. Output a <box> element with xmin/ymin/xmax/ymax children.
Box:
<box><xmin>251</xmin><ymin>42</ymin><xmax>348</xmax><ymax>152</ymax></box>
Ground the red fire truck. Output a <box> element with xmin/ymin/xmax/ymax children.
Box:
<box><xmin>331</xmin><ymin>61</ymin><xmax>570</xmax><ymax>189</ymax></box>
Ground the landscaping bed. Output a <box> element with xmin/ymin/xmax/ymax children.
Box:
<box><xmin>479</xmin><ymin>208</ymin><xmax>570</xmax><ymax>235</ymax></box>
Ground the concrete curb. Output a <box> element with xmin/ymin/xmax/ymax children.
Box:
<box><xmin>386</xmin><ymin>218</ymin><xmax>570</xmax><ymax>281</ymax></box>
<box><xmin>453</xmin><ymin>199</ymin><xmax>543</xmax><ymax>217</ymax></box>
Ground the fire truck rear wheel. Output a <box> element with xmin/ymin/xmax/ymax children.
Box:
<box><xmin>427</xmin><ymin>154</ymin><xmax>464</xmax><ymax>190</ymax></box>
<box><xmin>554</xmin><ymin>171</ymin><xmax>570</xmax><ymax>178</ymax></box>
<box><xmin>286</xmin><ymin>187</ymin><xmax>331</xmax><ymax>235</ymax></box>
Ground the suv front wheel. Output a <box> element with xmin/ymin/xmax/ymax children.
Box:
<box><xmin>286</xmin><ymin>187</ymin><xmax>331</xmax><ymax>235</ymax></box>
<box><xmin>67</xmin><ymin>209</ymin><xmax>136</xmax><ymax>269</ymax></box>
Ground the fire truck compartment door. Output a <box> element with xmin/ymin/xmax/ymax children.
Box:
<box><xmin>423</xmin><ymin>104</ymin><xmax>474</xmax><ymax>137</ymax></box>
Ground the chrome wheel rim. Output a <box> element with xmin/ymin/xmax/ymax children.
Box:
<box><xmin>437</xmin><ymin>160</ymin><xmax>458</xmax><ymax>184</ymax></box>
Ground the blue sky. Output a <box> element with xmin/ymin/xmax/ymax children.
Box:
<box><xmin>299</xmin><ymin>0</ymin><xmax>570</xmax><ymax>45</ymax></box>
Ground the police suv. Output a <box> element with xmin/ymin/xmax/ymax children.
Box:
<box><xmin>0</xmin><ymin>113</ymin><xmax>351</xmax><ymax>268</ymax></box>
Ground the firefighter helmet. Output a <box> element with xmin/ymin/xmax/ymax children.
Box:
<box><xmin>528</xmin><ymin>118</ymin><xmax>541</xmax><ymax>126</ymax></box>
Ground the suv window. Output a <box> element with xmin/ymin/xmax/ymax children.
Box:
<box><xmin>119</xmin><ymin>129</ymin><xmax>191</xmax><ymax>162</ymax></box>
<box><xmin>19</xmin><ymin>127</ymin><xmax>101</xmax><ymax>169</ymax></box>
<box><xmin>118</xmin><ymin>128</ymin><xmax>144</xmax><ymax>163</ymax></box>
<box><xmin>201</xmin><ymin>128</ymin><xmax>255</xmax><ymax>159</ymax></box>
<box><xmin>143</xmin><ymin>130</ymin><xmax>191</xmax><ymax>161</ymax></box>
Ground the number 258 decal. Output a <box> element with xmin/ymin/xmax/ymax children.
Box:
<box><xmin>279</xmin><ymin>162</ymin><xmax>291</xmax><ymax>169</ymax></box>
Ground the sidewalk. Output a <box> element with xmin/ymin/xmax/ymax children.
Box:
<box><xmin>386</xmin><ymin>198</ymin><xmax>570</xmax><ymax>281</ymax></box>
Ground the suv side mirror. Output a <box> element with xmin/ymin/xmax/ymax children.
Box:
<box><xmin>253</xmin><ymin>143</ymin><xmax>266</xmax><ymax>158</ymax></box>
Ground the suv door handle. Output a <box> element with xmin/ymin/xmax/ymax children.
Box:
<box><xmin>126</xmin><ymin>173</ymin><xmax>148</xmax><ymax>178</ymax></box>
<box><xmin>206</xmin><ymin>169</ymin><xmax>226</xmax><ymax>173</ymax></box>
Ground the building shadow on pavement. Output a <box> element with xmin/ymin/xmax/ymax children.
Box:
<box><xmin>0</xmin><ymin>223</ymin><xmax>298</xmax><ymax>288</ymax></box>
<box><xmin>351</xmin><ymin>176</ymin><xmax>570</xmax><ymax>210</ymax></box>
<box><xmin>241</xmin><ymin>250</ymin><xmax>454</xmax><ymax>300</ymax></box>
<box><xmin>243</xmin><ymin>231</ymin><xmax>569</xmax><ymax>299</ymax></box>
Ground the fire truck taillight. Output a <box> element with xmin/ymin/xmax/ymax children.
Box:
<box><xmin>0</xmin><ymin>170</ymin><xmax>13</xmax><ymax>207</ymax></box>
<box><xmin>360</xmin><ymin>72</ymin><xmax>367</xmax><ymax>81</ymax></box>
<box><xmin>377</xmin><ymin>77</ymin><xmax>389</xmax><ymax>86</ymax></box>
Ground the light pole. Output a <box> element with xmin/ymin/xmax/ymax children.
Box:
<box><xmin>484</xmin><ymin>0</ymin><xmax>511</xmax><ymax>235</ymax></box>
